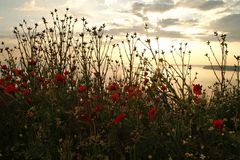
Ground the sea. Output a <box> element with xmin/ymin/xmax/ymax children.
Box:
<box><xmin>190</xmin><ymin>65</ymin><xmax>238</xmax><ymax>94</ymax></box>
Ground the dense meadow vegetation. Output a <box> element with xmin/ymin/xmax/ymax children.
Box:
<box><xmin>0</xmin><ymin>9</ymin><xmax>240</xmax><ymax>159</ymax></box>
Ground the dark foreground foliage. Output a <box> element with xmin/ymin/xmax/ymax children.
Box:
<box><xmin>0</xmin><ymin>9</ymin><xmax>240</xmax><ymax>160</ymax></box>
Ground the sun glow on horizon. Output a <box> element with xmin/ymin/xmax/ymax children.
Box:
<box><xmin>0</xmin><ymin>0</ymin><xmax>239</xmax><ymax>66</ymax></box>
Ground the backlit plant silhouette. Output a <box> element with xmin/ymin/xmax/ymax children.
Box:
<box><xmin>0</xmin><ymin>9</ymin><xmax>240</xmax><ymax>160</ymax></box>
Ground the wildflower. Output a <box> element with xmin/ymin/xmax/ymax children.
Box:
<box><xmin>5</xmin><ymin>75</ymin><xmax>12</xmax><ymax>81</ymax></box>
<box><xmin>64</xmin><ymin>70</ymin><xmax>69</xmax><ymax>75</ymax></box>
<box><xmin>71</xmin><ymin>80</ymin><xmax>76</xmax><ymax>85</ymax></box>
<box><xmin>108</xmin><ymin>82</ymin><xmax>119</xmax><ymax>91</ymax></box>
<box><xmin>213</xmin><ymin>119</ymin><xmax>224</xmax><ymax>131</ymax></box>
<box><xmin>143</xmin><ymin>78</ymin><xmax>149</xmax><ymax>85</ymax></box>
<box><xmin>78</xmin><ymin>85</ymin><xmax>87</xmax><ymax>92</ymax></box>
<box><xmin>13</xmin><ymin>68</ymin><xmax>23</xmax><ymax>76</ymax></box>
<box><xmin>113</xmin><ymin>113</ymin><xmax>126</xmax><ymax>123</ymax></box>
<box><xmin>161</xmin><ymin>85</ymin><xmax>167</xmax><ymax>91</ymax></box>
<box><xmin>111</xmin><ymin>93</ymin><xmax>120</xmax><ymax>102</ymax></box>
<box><xmin>25</xmin><ymin>98</ymin><xmax>33</xmax><ymax>105</ymax></box>
<box><xmin>28</xmin><ymin>60</ymin><xmax>37</xmax><ymax>66</ymax></box>
<box><xmin>1</xmin><ymin>65</ymin><xmax>8</xmax><ymax>70</ymax></box>
<box><xmin>119</xmin><ymin>83</ymin><xmax>124</xmax><ymax>88</ymax></box>
<box><xmin>93</xmin><ymin>104</ymin><xmax>104</xmax><ymax>113</ymax></box>
<box><xmin>37</xmin><ymin>77</ymin><xmax>45</xmax><ymax>83</ymax></box>
<box><xmin>193</xmin><ymin>84</ymin><xmax>202</xmax><ymax>96</ymax></box>
<box><xmin>4</xmin><ymin>83</ymin><xmax>17</xmax><ymax>94</ymax></box>
<box><xmin>148</xmin><ymin>108</ymin><xmax>157</xmax><ymax>121</ymax></box>
<box><xmin>29</xmin><ymin>71</ymin><xmax>36</xmax><ymax>77</ymax></box>
<box><xmin>21</xmin><ymin>89</ymin><xmax>31</xmax><ymax>96</ymax></box>
<box><xmin>20</xmin><ymin>82</ymin><xmax>28</xmax><ymax>88</ymax></box>
<box><xmin>16</xmin><ymin>80</ymin><xmax>21</xmax><ymax>85</ymax></box>
<box><xmin>55</xmin><ymin>73</ymin><xmax>66</xmax><ymax>83</ymax></box>
<box><xmin>124</xmin><ymin>86</ymin><xmax>141</xmax><ymax>99</ymax></box>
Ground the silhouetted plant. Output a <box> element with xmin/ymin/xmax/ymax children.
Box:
<box><xmin>0</xmin><ymin>9</ymin><xmax>240</xmax><ymax>160</ymax></box>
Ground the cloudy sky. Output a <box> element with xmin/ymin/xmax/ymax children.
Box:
<box><xmin>0</xmin><ymin>0</ymin><xmax>240</xmax><ymax>64</ymax></box>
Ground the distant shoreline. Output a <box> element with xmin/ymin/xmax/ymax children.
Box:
<box><xmin>202</xmin><ymin>65</ymin><xmax>239</xmax><ymax>71</ymax></box>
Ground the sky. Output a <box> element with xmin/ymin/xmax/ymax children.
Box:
<box><xmin>0</xmin><ymin>0</ymin><xmax>240</xmax><ymax>65</ymax></box>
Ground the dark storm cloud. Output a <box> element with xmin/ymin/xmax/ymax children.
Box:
<box><xmin>177</xmin><ymin>0</ymin><xmax>225</xmax><ymax>10</ymax></box>
<box><xmin>211</xmin><ymin>14</ymin><xmax>240</xmax><ymax>41</ymax></box>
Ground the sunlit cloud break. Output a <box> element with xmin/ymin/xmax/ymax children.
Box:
<box><xmin>0</xmin><ymin>0</ymin><xmax>239</xmax><ymax>63</ymax></box>
<box><xmin>15</xmin><ymin>0</ymin><xmax>46</xmax><ymax>11</ymax></box>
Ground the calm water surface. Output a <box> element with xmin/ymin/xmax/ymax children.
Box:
<box><xmin>191</xmin><ymin>65</ymin><xmax>238</xmax><ymax>94</ymax></box>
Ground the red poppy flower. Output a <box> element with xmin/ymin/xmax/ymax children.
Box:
<box><xmin>20</xmin><ymin>82</ymin><xmax>28</xmax><ymax>88</ymax></box>
<box><xmin>113</xmin><ymin>113</ymin><xmax>126</xmax><ymax>123</ymax></box>
<box><xmin>4</xmin><ymin>84</ymin><xmax>17</xmax><ymax>94</ymax></box>
<box><xmin>55</xmin><ymin>73</ymin><xmax>66</xmax><ymax>83</ymax></box>
<box><xmin>108</xmin><ymin>83</ymin><xmax>119</xmax><ymax>91</ymax></box>
<box><xmin>72</xmin><ymin>80</ymin><xmax>76</xmax><ymax>85</ymax></box>
<box><xmin>64</xmin><ymin>70</ymin><xmax>69</xmax><ymax>75</ymax></box>
<box><xmin>124</xmin><ymin>86</ymin><xmax>141</xmax><ymax>99</ymax></box>
<box><xmin>148</xmin><ymin>108</ymin><xmax>157</xmax><ymax>121</ymax></box>
<box><xmin>111</xmin><ymin>93</ymin><xmax>120</xmax><ymax>102</ymax></box>
<box><xmin>93</xmin><ymin>104</ymin><xmax>104</xmax><ymax>113</ymax></box>
<box><xmin>213</xmin><ymin>119</ymin><xmax>224</xmax><ymax>131</ymax></box>
<box><xmin>5</xmin><ymin>75</ymin><xmax>12</xmax><ymax>81</ymax></box>
<box><xmin>193</xmin><ymin>84</ymin><xmax>202</xmax><ymax>96</ymax></box>
<box><xmin>1</xmin><ymin>65</ymin><xmax>8</xmax><ymax>70</ymax></box>
<box><xmin>14</xmin><ymin>69</ymin><xmax>23</xmax><ymax>76</ymax></box>
<box><xmin>21</xmin><ymin>89</ymin><xmax>31</xmax><ymax>96</ymax></box>
<box><xmin>78</xmin><ymin>85</ymin><xmax>87</xmax><ymax>92</ymax></box>
<box><xmin>161</xmin><ymin>85</ymin><xmax>167</xmax><ymax>91</ymax></box>
<box><xmin>28</xmin><ymin>60</ymin><xmax>37</xmax><ymax>66</ymax></box>
<box><xmin>25</xmin><ymin>98</ymin><xmax>33</xmax><ymax>105</ymax></box>
<box><xmin>37</xmin><ymin>77</ymin><xmax>45</xmax><ymax>83</ymax></box>
<box><xmin>30</xmin><ymin>71</ymin><xmax>36</xmax><ymax>77</ymax></box>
